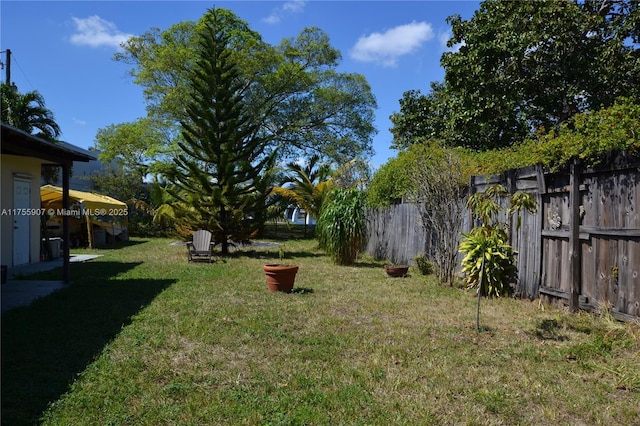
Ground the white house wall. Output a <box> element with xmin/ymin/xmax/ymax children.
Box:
<box><xmin>1</xmin><ymin>154</ymin><xmax>43</xmax><ymax>267</ymax></box>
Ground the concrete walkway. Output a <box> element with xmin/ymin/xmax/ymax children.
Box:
<box><xmin>1</xmin><ymin>255</ymin><xmax>101</xmax><ymax>314</ymax></box>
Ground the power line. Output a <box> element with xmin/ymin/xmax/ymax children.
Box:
<box><xmin>0</xmin><ymin>49</ymin><xmax>36</xmax><ymax>90</ymax></box>
<box><xmin>10</xmin><ymin>53</ymin><xmax>36</xmax><ymax>90</ymax></box>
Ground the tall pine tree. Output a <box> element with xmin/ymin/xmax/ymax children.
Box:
<box><xmin>170</xmin><ymin>9</ymin><xmax>275</xmax><ymax>255</ymax></box>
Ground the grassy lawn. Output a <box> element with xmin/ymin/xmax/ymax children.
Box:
<box><xmin>2</xmin><ymin>235</ymin><xmax>639</xmax><ymax>425</ymax></box>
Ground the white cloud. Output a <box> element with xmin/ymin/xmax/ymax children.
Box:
<box><xmin>72</xmin><ymin>117</ymin><xmax>87</xmax><ymax>126</ymax></box>
<box><xmin>263</xmin><ymin>14</ymin><xmax>281</xmax><ymax>25</ymax></box>
<box><xmin>439</xmin><ymin>30</ymin><xmax>464</xmax><ymax>52</ymax></box>
<box><xmin>263</xmin><ymin>0</ymin><xmax>306</xmax><ymax>24</ymax></box>
<box><xmin>438</xmin><ymin>30</ymin><xmax>451</xmax><ymax>49</ymax></box>
<box><xmin>350</xmin><ymin>21</ymin><xmax>434</xmax><ymax>67</ymax></box>
<box><xmin>70</xmin><ymin>15</ymin><xmax>133</xmax><ymax>49</ymax></box>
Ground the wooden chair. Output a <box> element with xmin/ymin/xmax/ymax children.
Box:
<box><xmin>186</xmin><ymin>230</ymin><xmax>215</xmax><ymax>263</ymax></box>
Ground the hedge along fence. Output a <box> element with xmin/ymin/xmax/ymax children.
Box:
<box><xmin>365</xmin><ymin>151</ymin><xmax>640</xmax><ymax>321</ymax></box>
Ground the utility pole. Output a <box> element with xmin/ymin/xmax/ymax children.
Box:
<box><xmin>6</xmin><ymin>49</ymin><xmax>11</xmax><ymax>84</ymax></box>
<box><xmin>1</xmin><ymin>49</ymin><xmax>10</xmax><ymax>84</ymax></box>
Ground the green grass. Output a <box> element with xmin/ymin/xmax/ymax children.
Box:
<box><xmin>2</xmin><ymin>237</ymin><xmax>639</xmax><ymax>425</ymax></box>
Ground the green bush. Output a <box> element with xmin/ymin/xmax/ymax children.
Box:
<box><xmin>316</xmin><ymin>188</ymin><xmax>367</xmax><ymax>265</ymax></box>
<box><xmin>414</xmin><ymin>255</ymin><xmax>435</xmax><ymax>275</ymax></box>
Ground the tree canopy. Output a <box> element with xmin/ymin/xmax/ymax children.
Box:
<box><xmin>99</xmin><ymin>8</ymin><xmax>377</xmax><ymax>174</ymax></box>
<box><xmin>168</xmin><ymin>9</ymin><xmax>276</xmax><ymax>255</ymax></box>
<box><xmin>390</xmin><ymin>0</ymin><xmax>640</xmax><ymax>151</ymax></box>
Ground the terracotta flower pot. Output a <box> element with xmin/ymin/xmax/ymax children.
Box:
<box><xmin>384</xmin><ymin>264</ymin><xmax>409</xmax><ymax>278</ymax></box>
<box><xmin>263</xmin><ymin>264</ymin><xmax>299</xmax><ymax>293</ymax></box>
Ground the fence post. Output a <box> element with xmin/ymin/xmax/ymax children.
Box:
<box><xmin>568</xmin><ymin>160</ymin><xmax>581</xmax><ymax>312</ymax></box>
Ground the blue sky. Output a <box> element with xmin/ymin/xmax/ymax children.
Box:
<box><xmin>1</xmin><ymin>1</ymin><xmax>480</xmax><ymax>169</ymax></box>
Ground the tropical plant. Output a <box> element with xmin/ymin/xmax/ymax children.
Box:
<box><xmin>459</xmin><ymin>226</ymin><xmax>517</xmax><ymax>298</ymax></box>
<box><xmin>271</xmin><ymin>154</ymin><xmax>333</xmax><ymax>224</ymax></box>
<box><xmin>1</xmin><ymin>82</ymin><xmax>61</xmax><ymax>140</ymax></box>
<box><xmin>459</xmin><ymin>184</ymin><xmax>537</xmax><ymax>332</ymax></box>
<box><xmin>316</xmin><ymin>188</ymin><xmax>367</xmax><ymax>266</ymax></box>
<box><xmin>1</xmin><ymin>82</ymin><xmax>63</xmax><ymax>183</ymax></box>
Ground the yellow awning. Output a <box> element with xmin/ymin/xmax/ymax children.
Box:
<box><xmin>41</xmin><ymin>184</ymin><xmax>127</xmax><ymax>213</ymax></box>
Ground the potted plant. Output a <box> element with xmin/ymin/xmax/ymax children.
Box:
<box><xmin>263</xmin><ymin>244</ymin><xmax>298</xmax><ymax>293</ymax></box>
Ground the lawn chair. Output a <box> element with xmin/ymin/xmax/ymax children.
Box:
<box><xmin>186</xmin><ymin>230</ymin><xmax>215</xmax><ymax>263</ymax></box>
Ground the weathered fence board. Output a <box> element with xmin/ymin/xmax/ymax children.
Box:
<box><xmin>365</xmin><ymin>204</ymin><xmax>428</xmax><ymax>264</ymax></box>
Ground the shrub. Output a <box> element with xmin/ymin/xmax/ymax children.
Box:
<box><xmin>316</xmin><ymin>188</ymin><xmax>367</xmax><ymax>265</ymax></box>
<box><xmin>460</xmin><ymin>184</ymin><xmax>537</xmax><ymax>297</ymax></box>
<box><xmin>414</xmin><ymin>254</ymin><xmax>435</xmax><ymax>275</ymax></box>
<box><xmin>459</xmin><ymin>227</ymin><xmax>516</xmax><ymax>297</ymax></box>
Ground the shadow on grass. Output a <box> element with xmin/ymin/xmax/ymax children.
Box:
<box><xmin>223</xmin><ymin>248</ymin><xmax>322</xmax><ymax>260</ymax></box>
<box><xmin>14</xmin><ymin>260</ymin><xmax>143</xmax><ymax>282</ymax></box>
<box><xmin>78</xmin><ymin>239</ymin><xmax>149</xmax><ymax>251</ymax></box>
<box><xmin>261</xmin><ymin>223</ymin><xmax>316</xmax><ymax>240</ymax></box>
<box><xmin>224</xmin><ymin>249</ymin><xmax>388</xmax><ymax>266</ymax></box>
<box><xmin>354</xmin><ymin>260</ymin><xmax>390</xmax><ymax>269</ymax></box>
<box><xmin>292</xmin><ymin>287</ymin><xmax>314</xmax><ymax>294</ymax></box>
<box><xmin>1</xmin><ymin>261</ymin><xmax>175</xmax><ymax>426</ymax></box>
<box><xmin>533</xmin><ymin>319</ymin><xmax>569</xmax><ymax>341</ymax></box>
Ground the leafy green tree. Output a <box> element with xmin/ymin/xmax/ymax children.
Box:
<box><xmin>389</xmin><ymin>84</ymin><xmax>453</xmax><ymax>151</ymax></box>
<box><xmin>168</xmin><ymin>9</ymin><xmax>276</xmax><ymax>255</ymax></box>
<box><xmin>366</xmin><ymin>152</ymin><xmax>414</xmax><ymax>207</ymax></box>
<box><xmin>108</xmin><ymin>8</ymin><xmax>377</xmax><ymax>174</ymax></box>
<box><xmin>86</xmin><ymin>162</ymin><xmax>144</xmax><ymax>205</ymax></box>
<box><xmin>82</xmin><ymin>162</ymin><xmax>157</xmax><ymax>235</ymax></box>
<box><xmin>1</xmin><ymin>83</ymin><xmax>61</xmax><ymax>140</ymax></box>
<box><xmin>391</xmin><ymin>0</ymin><xmax>639</xmax><ymax>151</ymax></box>
<box><xmin>94</xmin><ymin>118</ymin><xmax>175</xmax><ymax>179</ymax></box>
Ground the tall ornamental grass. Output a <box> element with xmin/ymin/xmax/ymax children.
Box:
<box><xmin>316</xmin><ymin>188</ymin><xmax>367</xmax><ymax>265</ymax></box>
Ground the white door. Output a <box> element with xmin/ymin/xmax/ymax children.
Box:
<box><xmin>13</xmin><ymin>178</ymin><xmax>31</xmax><ymax>265</ymax></box>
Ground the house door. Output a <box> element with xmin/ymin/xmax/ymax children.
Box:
<box><xmin>13</xmin><ymin>178</ymin><xmax>31</xmax><ymax>265</ymax></box>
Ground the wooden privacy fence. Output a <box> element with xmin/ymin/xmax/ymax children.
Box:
<box><xmin>365</xmin><ymin>203</ymin><xmax>429</xmax><ymax>265</ymax></box>
<box><xmin>365</xmin><ymin>151</ymin><xmax>640</xmax><ymax>321</ymax></box>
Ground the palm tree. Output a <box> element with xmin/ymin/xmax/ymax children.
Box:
<box><xmin>1</xmin><ymin>83</ymin><xmax>61</xmax><ymax>140</ymax></box>
<box><xmin>130</xmin><ymin>181</ymin><xmax>201</xmax><ymax>237</ymax></box>
<box><xmin>271</xmin><ymin>154</ymin><xmax>334</xmax><ymax>224</ymax></box>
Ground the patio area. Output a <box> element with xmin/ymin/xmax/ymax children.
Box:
<box><xmin>1</xmin><ymin>255</ymin><xmax>102</xmax><ymax>314</ymax></box>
